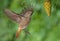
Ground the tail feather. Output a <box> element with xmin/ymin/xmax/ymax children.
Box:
<box><xmin>16</xmin><ymin>28</ymin><xmax>22</xmax><ymax>38</ymax></box>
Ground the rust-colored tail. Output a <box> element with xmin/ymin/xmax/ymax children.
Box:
<box><xmin>16</xmin><ymin>28</ymin><xmax>22</xmax><ymax>38</ymax></box>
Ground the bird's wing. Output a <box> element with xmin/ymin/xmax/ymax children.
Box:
<box><xmin>4</xmin><ymin>9</ymin><xmax>21</xmax><ymax>23</ymax></box>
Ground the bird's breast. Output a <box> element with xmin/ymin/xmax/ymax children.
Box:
<box><xmin>19</xmin><ymin>17</ymin><xmax>30</xmax><ymax>29</ymax></box>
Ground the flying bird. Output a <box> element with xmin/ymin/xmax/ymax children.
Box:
<box><xmin>4</xmin><ymin>8</ymin><xmax>33</xmax><ymax>38</ymax></box>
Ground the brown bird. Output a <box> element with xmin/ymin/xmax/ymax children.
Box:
<box><xmin>4</xmin><ymin>8</ymin><xmax>33</xmax><ymax>38</ymax></box>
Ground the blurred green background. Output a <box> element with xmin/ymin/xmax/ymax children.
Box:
<box><xmin>0</xmin><ymin>0</ymin><xmax>60</xmax><ymax>41</ymax></box>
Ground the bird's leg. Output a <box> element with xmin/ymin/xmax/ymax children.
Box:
<box><xmin>24</xmin><ymin>29</ymin><xmax>31</xmax><ymax>36</ymax></box>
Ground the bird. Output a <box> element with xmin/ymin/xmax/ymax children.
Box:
<box><xmin>4</xmin><ymin>8</ymin><xmax>33</xmax><ymax>38</ymax></box>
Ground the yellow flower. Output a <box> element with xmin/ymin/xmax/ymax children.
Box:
<box><xmin>44</xmin><ymin>0</ymin><xmax>51</xmax><ymax>16</ymax></box>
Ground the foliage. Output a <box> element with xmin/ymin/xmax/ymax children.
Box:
<box><xmin>0</xmin><ymin>0</ymin><xmax>60</xmax><ymax>41</ymax></box>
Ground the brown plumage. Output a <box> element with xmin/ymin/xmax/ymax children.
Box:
<box><xmin>4</xmin><ymin>8</ymin><xmax>33</xmax><ymax>38</ymax></box>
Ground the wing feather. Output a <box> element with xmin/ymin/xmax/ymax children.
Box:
<box><xmin>4</xmin><ymin>9</ymin><xmax>20</xmax><ymax>23</ymax></box>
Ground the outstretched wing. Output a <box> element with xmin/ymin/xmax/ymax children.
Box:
<box><xmin>4</xmin><ymin>9</ymin><xmax>21</xmax><ymax>23</ymax></box>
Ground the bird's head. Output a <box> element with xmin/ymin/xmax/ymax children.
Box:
<box><xmin>20</xmin><ymin>8</ymin><xmax>33</xmax><ymax>18</ymax></box>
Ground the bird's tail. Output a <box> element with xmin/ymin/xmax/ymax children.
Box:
<box><xmin>16</xmin><ymin>27</ymin><xmax>22</xmax><ymax>38</ymax></box>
